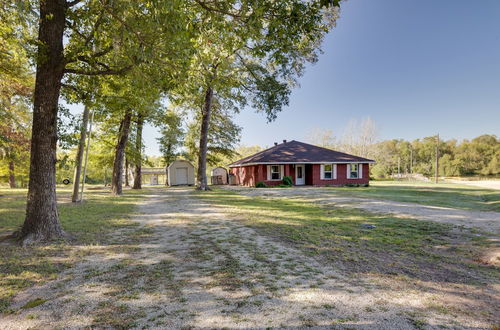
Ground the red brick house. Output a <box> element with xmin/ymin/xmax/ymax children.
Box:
<box><xmin>229</xmin><ymin>140</ymin><xmax>374</xmax><ymax>187</ymax></box>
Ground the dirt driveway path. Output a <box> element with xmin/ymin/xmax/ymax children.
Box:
<box><xmin>226</xmin><ymin>187</ymin><xmax>500</xmax><ymax>234</ymax></box>
<box><xmin>446</xmin><ymin>179</ymin><xmax>500</xmax><ymax>190</ymax></box>
<box><xmin>1</xmin><ymin>188</ymin><xmax>494</xmax><ymax>329</ymax></box>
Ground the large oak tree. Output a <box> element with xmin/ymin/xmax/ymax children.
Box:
<box><xmin>18</xmin><ymin>0</ymin><xmax>193</xmax><ymax>244</ymax></box>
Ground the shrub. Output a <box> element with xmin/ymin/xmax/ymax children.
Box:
<box><xmin>255</xmin><ymin>181</ymin><xmax>267</xmax><ymax>188</ymax></box>
<box><xmin>282</xmin><ymin>176</ymin><xmax>293</xmax><ymax>186</ymax></box>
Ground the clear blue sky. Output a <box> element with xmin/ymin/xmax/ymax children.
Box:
<box><xmin>143</xmin><ymin>0</ymin><xmax>500</xmax><ymax>155</ymax></box>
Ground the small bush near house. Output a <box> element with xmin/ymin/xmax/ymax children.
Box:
<box><xmin>344</xmin><ymin>183</ymin><xmax>359</xmax><ymax>187</ymax></box>
<box><xmin>256</xmin><ymin>181</ymin><xmax>267</xmax><ymax>188</ymax></box>
<box><xmin>282</xmin><ymin>176</ymin><xmax>293</xmax><ymax>186</ymax></box>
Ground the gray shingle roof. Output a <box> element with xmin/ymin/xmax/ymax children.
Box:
<box><xmin>229</xmin><ymin>140</ymin><xmax>374</xmax><ymax>166</ymax></box>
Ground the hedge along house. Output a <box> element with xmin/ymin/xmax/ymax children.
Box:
<box><xmin>228</xmin><ymin>140</ymin><xmax>374</xmax><ymax>187</ymax></box>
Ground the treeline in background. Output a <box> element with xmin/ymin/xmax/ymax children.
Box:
<box><xmin>306</xmin><ymin>118</ymin><xmax>499</xmax><ymax>179</ymax></box>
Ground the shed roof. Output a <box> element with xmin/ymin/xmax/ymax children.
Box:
<box><xmin>229</xmin><ymin>140</ymin><xmax>374</xmax><ymax>167</ymax></box>
<box><xmin>167</xmin><ymin>159</ymin><xmax>194</xmax><ymax>169</ymax></box>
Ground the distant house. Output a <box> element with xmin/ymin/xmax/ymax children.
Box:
<box><xmin>125</xmin><ymin>167</ymin><xmax>166</xmax><ymax>185</ymax></box>
<box><xmin>141</xmin><ymin>168</ymin><xmax>167</xmax><ymax>185</ymax></box>
<box><xmin>167</xmin><ymin>160</ymin><xmax>195</xmax><ymax>186</ymax></box>
<box><xmin>228</xmin><ymin>140</ymin><xmax>374</xmax><ymax>187</ymax></box>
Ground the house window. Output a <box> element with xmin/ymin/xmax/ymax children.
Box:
<box><xmin>271</xmin><ymin>165</ymin><xmax>281</xmax><ymax>180</ymax></box>
<box><xmin>324</xmin><ymin>164</ymin><xmax>333</xmax><ymax>179</ymax></box>
<box><xmin>349</xmin><ymin>164</ymin><xmax>359</xmax><ymax>179</ymax></box>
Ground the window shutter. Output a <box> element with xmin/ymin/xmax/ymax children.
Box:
<box><xmin>267</xmin><ymin>165</ymin><xmax>271</xmax><ymax>181</ymax></box>
<box><xmin>359</xmin><ymin>164</ymin><xmax>363</xmax><ymax>179</ymax></box>
<box><xmin>333</xmin><ymin>164</ymin><xmax>337</xmax><ymax>179</ymax></box>
<box><xmin>280</xmin><ymin>165</ymin><xmax>284</xmax><ymax>179</ymax></box>
<box><xmin>347</xmin><ymin>164</ymin><xmax>350</xmax><ymax>179</ymax></box>
<box><xmin>320</xmin><ymin>165</ymin><xmax>324</xmax><ymax>180</ymax></box>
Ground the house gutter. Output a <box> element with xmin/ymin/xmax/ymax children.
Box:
<box><xmin>228</xmin><ymin>161</ymin><xmax>376</xmax><ymax>168</ymax></box>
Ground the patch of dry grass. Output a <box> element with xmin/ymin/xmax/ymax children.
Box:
<box><xmin>0</xmin><ymin>186</ymin><xmax>148</xmax><ymax>313</ymax></box>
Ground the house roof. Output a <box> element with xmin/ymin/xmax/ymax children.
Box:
<box><xmin>229</xmin><ymin>140</ymin><xmax>374</xmax><ymax>167</ymax></box>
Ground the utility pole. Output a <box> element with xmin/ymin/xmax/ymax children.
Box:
<box><xmin>398</xmin><ymin>157</ymin><xmax>401</xmax><ymax>180</ymax></box>
<box><xmin>80</xmin><ymin>109</ymin><xmax>95</xmax><ymax>202</ymax></box>
<box><xmin>435</xmin><ymin>133</ymin><xmax>439</xmax><ymax>184</ymax></box>
<box><xmin>71</xmin><ymin>102</ymin><xmax>90</xmax><ymax>202</ymax></box>
<box><xmin>409</xmin><ymin>146</ymin><xmax>413</xmax><ymax>174</ymax></box>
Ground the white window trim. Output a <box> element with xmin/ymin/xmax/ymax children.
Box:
<box><xmin>348</xmin><ymin>163</ymin><xmax>362</xmax><ymax>179</ymax></box>
<box><xmin>267</xmin><ymin>164</ymin><xmax>284</xmax><ymax>181</ymax></box>
<box><xmin>320</xmin><ymin>164</ymin><xmax>337</xmax><ymax>180</ymax></box>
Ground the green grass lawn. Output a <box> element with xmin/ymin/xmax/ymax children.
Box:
<box><xmin>328</xmin><ymin>181</ymin><xmax>500</xmax><ymax>212</ymax></box>
<box><xmin>197</xmin><ymin>188</ymin><xmax>499</xmax><ymax>284</ymax></box>
<box><xmin>0</xmin><ymin>185</ymin><xmax>147</xmax><ymax>313</ymax></box>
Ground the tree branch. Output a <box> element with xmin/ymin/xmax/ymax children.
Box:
<box><xmin>65</xmin><ymin>45</ymin><xmax>113</xmax><ymax>65</ymax></box>
<box><xmin>66</xmin><ymin>0</ymin><xmax>83</xmax><ymax>8</ymax></box>
<box><xmin>195</xmin><ymin>0</ymin><xmax>245</xmax><ymax>19</ymax></box>
<box><xmin>64</xmin><ymin>65</ymin><xmax>132</xmax><ymax>76</ymax></box>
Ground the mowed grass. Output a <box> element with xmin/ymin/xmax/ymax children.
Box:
<box><xmin>329</xmin><ymin>181</ymin><xmax>500</xmax><ymax>212</ymax></box>
<box><xmin>197</xmin><ymin>188</ymin><xmax>499</xmax><ymax>284</ymax></box>
<box><xmin>0</xmin><ymin>185</ymin><xmax>147</xmax><ymax>313</ymax></box>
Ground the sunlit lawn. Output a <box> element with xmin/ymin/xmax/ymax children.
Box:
<box><xmin>329</xmin><ymin>180</ymin><xmax>500</xmax><ymax>212</ymax></box>
<box><xmin>197</xmin><ymin>188</ymin><xmax>498</xmax><ymax>283</ymax></box>
<box><xmin>0</xmin><ymin>185</ymin><xmax>147</xmax><ymax>313</ymax></box>
<box><xmin>197</xmin><ymin>185</ymin><xmax>499</xmax><ymax>324</ymax></box>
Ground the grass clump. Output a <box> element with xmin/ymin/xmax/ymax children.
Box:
<box><xmin>21</xmin><ymin>298</ymin><xmax>47</xmax><ymax>309</ymax></box>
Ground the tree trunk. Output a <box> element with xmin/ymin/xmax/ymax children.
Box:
<box><xmin>197</xmin><ymin>86</ymin><xmax>213</xmax><ymax>190</ymax></box>
<box><xmin>132</xmin><ymin>113</ymin><xmax>144</xmax><ymax>189</ymax></box>
<box><xmin>71</xmin><ymin>103</ymin><xmax>90</xmax><ymax>202</ymax></box>
<box><xmin>125</xmin><ymin>156</ymin><xmax>130</xmax><ymax>187</ymax></box>
<box><xmin>111</xmin><ymin>109</ymin><xmax>132</xmax><ymax>195</ymax></box>
<box><xmin>8</xmin><ymin>160</ymin><xmax>16</xmax><ymax>188</ymax></box>
<box><xmin>19</xmin><ymin>0</ymin><xmax>67</xmax><ymax>245</ymax></box>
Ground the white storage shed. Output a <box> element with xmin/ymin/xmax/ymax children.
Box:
<box><xmin>167</xmin><ymin>160</ymin><xmax>195</xmax><ymax>186</ymax></box>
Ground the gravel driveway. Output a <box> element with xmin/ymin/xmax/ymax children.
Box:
<box><xmin>1</xmin><ymin>187</ymin><xmax>496</xmax><ymax>329</ymax></box>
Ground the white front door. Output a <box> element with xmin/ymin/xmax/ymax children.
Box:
<box><xmin>176</xmin><ymin>167</ymin><xmax>188</xmax><ymax>185</ymax></box>
<box><xmin>295</xmin><ymin>165</ymin><xmax>305</xmax><ymax>185</ymax></box>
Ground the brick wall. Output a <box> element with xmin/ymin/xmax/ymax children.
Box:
<box><xmin>310</xmin><ymin>163</ymin><xmax>369</xmax><ymax>186</ymax></box>
<box><xmin>230</xmin><ymin>163</ymin><xmax>370</xmax><ymax>187</ymax></box>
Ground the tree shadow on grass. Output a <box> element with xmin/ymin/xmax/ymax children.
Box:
<box><xmin>1</xmin><ymin>187</ymin><xmax>498</xmax><ymax>328</ymax></box>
